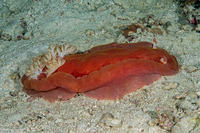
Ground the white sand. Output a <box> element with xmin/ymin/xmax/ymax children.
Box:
<box><xmin>0</xmin><ymin>0</ymin><xmax>200</xmax><ymax>132</ymax></box>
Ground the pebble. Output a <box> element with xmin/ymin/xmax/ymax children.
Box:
<box><xmin>104</xmin><ymin>118</ymin><xmax>122</xmax><ymax>127</ymax></box>
<box><xmin>150</xmin><ymin>27</ymin><xmax>163</xmax><ymax>35</ymax></box>
<box><xmin>112</xmin><ymin>0</ymin><xmax>132</xmax><ymax>9</ymax></box>
<box><xmin>10</xmin><ymin>72</ymin><xmax>20</xmax><ymax>80</ymax></box>
<box><xmin>23</xmin><ymin>30</ymin><xmax>33</xmax><ymax>40</ymax></box>
<box><xmin>174</xmin><ymin>92</ymin><xmax>187</xmax><ymax>99</ymax></box>
<box><xmin>162</xmin><ymin>82</ymin><xmax>179</xmax><ymax>90</ymax></box>
<box><xmin>85</xmin><ymin>29</ymin><xmax>95</xmax><ymax>36</ymax></box>
<box><xmin>196</xmin><ymin>91</ymin><xmax>200</xmax><ymax>96</ymax></box>
<box><xmin>55</xmin><ymin>118</ymin><xmax>64</xmax><ymax>124</ymax></box>
<box><xmin>99</xmin><ymin>113</ymin><xmax>122</xmax><ymax>127</ymax></box>
<box><xmin>0</xmin><ymin>33</ymin><xmax>12</xmax><ymax>41</ymax></box>
<box><xmin>148</xmin><ymin>118</ymin><xmax>159</xmax><ymax>126</ymax></box>
<box><xmin>9</xmin><ymin>90</ymin><xmax>18</xmax><ymax>97</ymax></box>
<box><xmin>182</xmin><ymin>65</ymin><xmax>198</xmax><ymax>73</ymax></box>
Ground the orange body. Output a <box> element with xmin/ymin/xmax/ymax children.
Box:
<box><xmin>21</xmin><ymin>42</ymin><xmax>179</xmax><ymax>102</ymax></box>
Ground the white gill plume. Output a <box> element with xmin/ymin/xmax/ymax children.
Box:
<box><xmin>25</xmin><ymin>43</ymin><xmax>77</xmax><ymax>79</ymax></box>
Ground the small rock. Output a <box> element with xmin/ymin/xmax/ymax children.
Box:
<box><xmin>162</xmin><ymin>82</ymin><xmax>179</xmax><ymax>90</ymax></box>
<box><xmin>0</xmin><ymin>33</ymin><xmax>12</xmax><ymax>41</ymax></box>
<box><xmin>196</xmin><ymin>91</ymin><xmax>200</xmax><ymax>96</ymax></box>
<box><xmin>104</xmin><ymin>118</ymin><xmax>121</xmax><ymax>127</ymax></box>
<box><xmin>148</xmin><ymin>118</ymin><xmax>159</xmax><ymax>126</ymax></box>
<box><xmin>112</xmin><ymin>0</ymin><xmax>133</xmax><ymax>9</ymax></box>
<box><xmin>85</xmin><ymin>29</ymin><xmax>95</xmax><ymax>36</ymax></box>
<box><xmin>183</xmin><ymin>65</ymin><xmax>198</xmax><ymax>73</ymax></box>
<box><xmin>99</xmin><ymin>113</ymin><xmax>122</xmax><ymax>127</ymax></box>
<box><xmin>174</xmin><ymin>92</ymin><xmax>187</xmax><ymax>99</ymax></box>
<box><xmin>150</xmin><ymin>27</ymin><xmax>163</xmax><ymax>35</ymax></box>
<box><xmin>55</xmin><ymin>118</ymin><xmax>64</xmax><ymax>124</ymax></box>
<box><xmin>10</xmin><ymin>72</ymin><xmax>20</xmax><ymax>80</ymax></box>
<box><xmin>122</xmin><ymin>23</ymin><xmax>145</xmax><ymax>38</ymax></box>
<box><xmin>9</xmin><ymin>90</ymin><xmax>18</xmax><ymax>97</ymax></box>
<box><xmin>23</xmin><ymin>30</ymin><xmax>33</xmax><ymax>40</ymax></box>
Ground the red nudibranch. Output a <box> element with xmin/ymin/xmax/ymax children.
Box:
<box><xmin>21</xmin><ymin>41</ymin><xmax>179</xmax><ymax>102</ymax></box>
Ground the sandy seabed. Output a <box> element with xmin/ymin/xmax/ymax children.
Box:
<box><xmin>0</xmin><ymin>0</ymin><xmax>200</xmax><ymax>133</ymax></box>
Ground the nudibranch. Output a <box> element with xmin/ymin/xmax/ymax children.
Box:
<box><xmin>21</xmin><ymin>41</ymin><xmax>179</xmax><ymax>102</ymax></box>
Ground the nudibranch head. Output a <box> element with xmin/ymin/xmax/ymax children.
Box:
<box><xmin>25</xmin><ymin>43</ymin><xmax>77</xmax><ymax>79</ymax></box>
